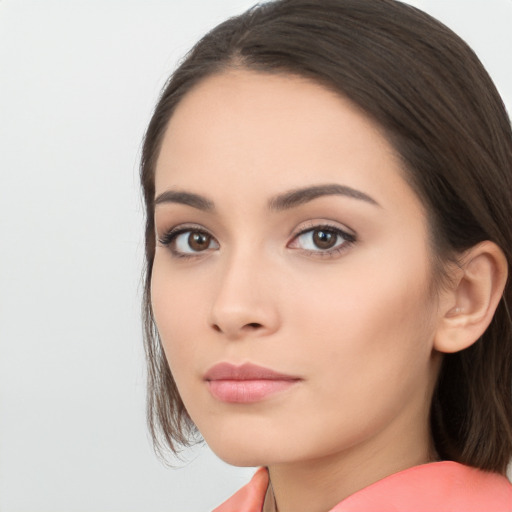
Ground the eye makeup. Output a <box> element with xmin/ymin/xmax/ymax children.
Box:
<box><xmin>157</xmin><ymin>219</ymin><xmax>357</xmax><ymax>261</ymax></box>
<box><xmin>288</xmin><ymin>221</ymin><xmax>356</xmax><ymax>259</ymax></box>
<box><xmin>157</xmin><ymin>223</ymin><xmax>219</xmax><ymax>260</ymax></box>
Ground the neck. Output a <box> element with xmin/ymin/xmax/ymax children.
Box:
<box><xmin>267</xmin><ymin>421</ymin><xmax>433</xmax><ymax>512</ymax></box>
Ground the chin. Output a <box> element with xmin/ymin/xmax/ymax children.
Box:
<box><xmin>203</xmin><ymin>431</ymin><xmax>283</xmax><ymax>467</ymax></box>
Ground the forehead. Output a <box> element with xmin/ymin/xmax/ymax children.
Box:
<box><xmin>154</xmin><ymin>69</ymin><xmax>419</xmax><ymax>216</ymax></box>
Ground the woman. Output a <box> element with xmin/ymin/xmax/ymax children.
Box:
<box><xmin>140</xmin><ymin>1</ymin><xmax>512</xmax><ymax>510</ymax></box>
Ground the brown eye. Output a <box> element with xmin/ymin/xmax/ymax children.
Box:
<box><xmin>188</xmin><ymin>231</ymin><xmax>212</xmax><ymax>251</ymax></box>
<box><xmin>289</xmin><ymin>224</ymin><xmax>355</xmax><ymax>254</ymax></box>
<box><xmin>312</xmin><ymin>229</ymin><xmax>337</xmax><ymax>249</ymax></box>
<box><xmin>163</xmin><ymin>228</ymin><xmax>219</xmax><ymax>255</ymax></box>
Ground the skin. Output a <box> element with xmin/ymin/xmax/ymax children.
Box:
<box><xmin>151</xmin><ymin>70</ymin><xmax>447</xmax><ymax>512</ymax></box>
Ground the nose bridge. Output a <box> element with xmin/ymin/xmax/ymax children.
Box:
<box><xmin>209</xmin><ymin>240</ymin><xmax>279</xmax><ymax>338</ymax></box>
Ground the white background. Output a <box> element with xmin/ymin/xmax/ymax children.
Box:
<box><xmin>1</xmin><ymin>1</ymin><xmax>511</xmax><ymax>511</ymax></box>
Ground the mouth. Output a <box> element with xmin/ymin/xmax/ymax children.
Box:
<box><xmin>204</xmin><ymin>362</ymin><xmax>301</xmax><ymax>403</ymax></box>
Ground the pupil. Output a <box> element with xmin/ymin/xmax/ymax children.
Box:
<box><xmin>189</xmin><ymin>232</ymin><xmax>210</xmax><ymax>251</ymax></box>
<box><xmin>313</xmin><ymin>229</ymin><xmax>336</xmax><ymax>249</ymax></box>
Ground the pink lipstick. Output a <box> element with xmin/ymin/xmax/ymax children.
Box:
<box><xmin>204</xmin><ymin>363</ymin><xmax>301</xmax><ymax>403</ymax></box>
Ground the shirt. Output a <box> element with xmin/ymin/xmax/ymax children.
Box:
<box><xmin>213</xmin><ymin>461</ymin><xmax>512</xmax><ymax>512</ymax></box>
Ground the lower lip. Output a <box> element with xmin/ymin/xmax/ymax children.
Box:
<box><xmin>207</xmin><ymin>379</ymin><xmax>298</xmax><ymax>403</ymax></box>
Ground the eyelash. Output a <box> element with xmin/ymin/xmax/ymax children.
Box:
<box><xmin>158</xmin><ymin>223</ymin><xmax>356</xmax><ymax>259</ymax></box>
<box><xmin>290</xmin><ymin>222</ymin><xmax>356</xmax><ymax>258</ymax></box>
<box><xmin>158</xmin><ymin>225</ymin><xmax>218</xmax><ymax>259</ymax></box>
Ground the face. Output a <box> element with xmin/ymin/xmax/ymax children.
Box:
<box><xmin>151</xmin><ymin>70</ymin><xmax>442</xmax><ymax>468</ymax></box>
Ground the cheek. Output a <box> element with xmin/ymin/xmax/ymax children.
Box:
<box><xmin>273</xmin><ymin>256</ymin><xmax>437</xmax><ymax>453</ymax></box>
<box><xmin>150</xmin><ymin>256</ymin><xmax>206</xmax><ymax>375</ymax></box>
<box><xmin>288</xmin><ymin>248</ymin><xmax>436</xmax><ymax>393</ymax></box>
<box><xmin>150</xmin><ymin>261</ymin><xmax>217</xmax><ymax>417</ymax></box>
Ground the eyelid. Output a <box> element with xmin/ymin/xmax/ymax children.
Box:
<box><xmin>287</xmin><ymin>220</ymin><xmax>356</xmax><ymax>256</ymax></box>
<box><xmin>157</xmin><ymin>220</ymin><xmax>356</xmax><ymax>259</ymax></box>
<box><xmin>157</xmin><ymin>222</ymin><xmax>205</xmax><ymax>243</ymax></box>
<box><xmin>157</xmin><ymin>223</ymin><xmax>219</xmax><ymax>258</ymax></box>
<box><xmin>290</xmin><ymin>219</ymin><xmax>356</xmax><ymax>239</ymax></box>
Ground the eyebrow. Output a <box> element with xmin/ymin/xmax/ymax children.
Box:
<box><xmin>154</xmin><ymin>190</ymin><xmax>214</xmax><ymax>211</ymax></box>
<box><xmin>268</xmin><ymin>184</ymin><xmax>380</xmax><ymax>211</ymax></box>
<box><xmin>153</xmin><ymin>183</ymin><xmax>380</xmax><ymax>212</ymax></box>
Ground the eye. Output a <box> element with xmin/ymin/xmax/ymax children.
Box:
<box><xmin>159</xmin><ymin>227</ymin><xmax>219</xmax><ymax>257</ymax></box>
<box><xmin>289</xmin><ymin>225</ymin><xmax>355</xmax><ymax>254</ymax></box>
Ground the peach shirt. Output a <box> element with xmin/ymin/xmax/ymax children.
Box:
<box><xmin>213</xmin><ymin>462</ymin><xmax>512</xmax><ymax>512</ymax></box>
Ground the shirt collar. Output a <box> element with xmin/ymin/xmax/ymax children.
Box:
<box><xmin>214</xmin><ymin>462</ymin><xmax>512</xmax><ymax>512</ymax></box>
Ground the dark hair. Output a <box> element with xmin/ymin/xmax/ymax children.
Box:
<box><xmin>140</xmin><ymin>0</ymin><xmax>512</xmax><ymax>472</ymax></box>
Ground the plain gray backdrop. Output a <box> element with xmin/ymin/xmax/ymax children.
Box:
<box><xmin>1</xmin><ymin>1</ymin><xmax>511</xmax><ymax>511</ymax></box>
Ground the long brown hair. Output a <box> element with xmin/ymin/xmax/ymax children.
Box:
<box><xmin>140</xmin><ymin>0</ymin><xmax>512</xmax><ymax>472</ymax></box>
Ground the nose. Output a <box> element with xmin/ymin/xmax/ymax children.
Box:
<box><xmin>208</xmin><ymin>250</ymin><xmax>280</xmax><ymax>340</ymax></box>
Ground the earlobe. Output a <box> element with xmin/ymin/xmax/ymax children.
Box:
<box><xmin>434</xmin><ymin>241</ymin><xmax>508</xmax><ymax>354</ymax></box>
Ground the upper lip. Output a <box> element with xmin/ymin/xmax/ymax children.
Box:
<box><xmin>204</xmin><ymin>362</ymin><xmax>300</xmax><ymax>381</ymax></box>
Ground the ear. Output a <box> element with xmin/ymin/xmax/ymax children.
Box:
<box><xmin>434</xmin><ymin>241</ymin><xmax>508</xmax><ymax>354</ymax></box>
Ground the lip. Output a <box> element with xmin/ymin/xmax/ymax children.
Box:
<box><xmin>204</xmin><ymin>362</ymin><xmax>301</xmax><ymax>403</ymax></box>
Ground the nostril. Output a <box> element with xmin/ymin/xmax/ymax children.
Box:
<box><xmin>210</xmin><ymin>322</ymin><xmax>262</xmax><ymax>333</ymax></box>
<box><xmin>210</xmin><ymin>320</ymin><xmax>267</xmax><ymax>335</ymax></box>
